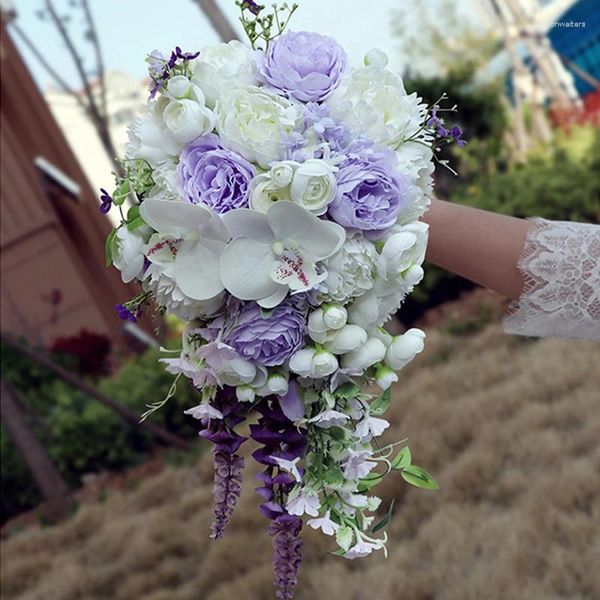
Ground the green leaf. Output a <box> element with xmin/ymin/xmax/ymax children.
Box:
<box><xmin>357</xmin><ymin>472</ymin><xmax>384</xmax><ymax>492</ymax></box>
<box><xmin>113</xmin><ymin>180</ymin><xmax>130</xmax><ymax>206</ymax></box>
<box><xmin>335</xmin><ymin>524</ymin><xmax>354</xmax><ymax>551</ymax></box>
<box><xmin>104</xmin><ymin>228</ymin><xmax>117</xmax><ymax>267</ymax></box>
<box><xmin>329</xmin><ymin>548</ymin><xmax>347</xmax><ymax>557</ymax></box>
<box><xmin>335</xmin><ymin>382</ymin><xmax>360</xmax><ymax>400</ymax></box>
<box><xmin>370</xmin><ymin>388</ymin><xmax>391</xmax><ymax>416</ymax></box>
<box><xmin>126</xmin><ymin>205</ymin><xmax>140</xmax><ymax>221</ymax></box>
<box><xmin>327</xmin><ymin>426</ymin><xmax>347</xmax><ymax>442</ymax></box>
<box><xmin>390</xmin><ymin>447</ymin><xmax>412</xmax><ymax>470</ymax></box>
<box><xmin>126</xmin><ymin>216</ymin><xmax>146</xmax><ymax>231</ymax></box>
<box><xmin>371</xmin><ymin>498</ymin><xmax>395</xmax><ymax>533</ymax></box>
<box><xmin>401</xmin><ymin>465</ymin><xmax>439</xmax><ymax>490</ymax></box>
<box><xmin>324</xmin><ymin>463</ymin><xmax>345</xmax><ymax>488</ymax></box>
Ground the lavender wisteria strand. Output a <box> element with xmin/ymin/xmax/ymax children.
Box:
<box><xmin>211</xmin><ymin>450</ymin><xmax>244</xmax><ymax>539</ymax></box>
<box><xmin>269</xmin><ymin>514</ymin><xmax>303</xmax><ymax>600</ymax></box>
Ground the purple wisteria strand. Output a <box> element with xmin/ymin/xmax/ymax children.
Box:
<box><xmin>269</xmin><ymin>514</ymin><xmax>303</xmax><ymax>600</ymax></box>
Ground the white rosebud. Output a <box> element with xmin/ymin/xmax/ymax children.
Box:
<box><xmin>385</xmin><ymin>328</ymin><xmax>426</xmax><ymax>370</ymax></box>
<box><xmin>325</xmin><ymin>324</ymin><xmax>368</xmax><ymax>355</ymax></box>
<box><xmin>112</xmin><ymin>225</ymin><xmax>149</xmax><ymax>283</ymax></box>
<box><xmin>162</xmin><ymin>96</ymin><xmax>215</xmax><ymax>144</ymax></box>
<box><xmin>370</xmin><ymin>327</ymin><xmax>393</xmax><ymax>348</ymax></box>
<box><xmin>308</xmin><ymin>309</ymin><xmax>335</xmax><ymax>344</ymax></box>
<box><xmin>270</xmin><ymin>161</ymin><xmax>297</xmax><ymax>187</ymax></box>
<box><xmin>311</xmin><ymin>350</ymin><xmax>339</xmax><ymax>378</ymax></box>
<box><xmin>323</xmin><ymin>305</ymin><xmax>347</xmax><ymax>330</ymax></box>
<box><xmin>290</xmin><ymin>159</ymin><xmax>337</xmax><ymax>215</ymax></box>
<box><xmin>289</xmin><ymin>347</ymin><xmax>316</xmax><ymax>378</ymax></box>
<box><xmin>341</xmin><ymin>338</ymin><xmax>387</xmax><ymax>371</ymax></box>
<box><xmin>267</xmin><ymin>373</ymin><xmax>289</xmax><ymax>396</ymax></box>
<box><xmin>236</xmin><ymin>384</ymin><xmax>255</xmax><ymax>403</ymax></box>
<box><xmin>364</xmin><ymin>49</ymin><xmax>389</xmax><ymax>69</ymax></box>
<box><xmin>374</xmin><ymin>364</ymin><xmax>398</xmax><ymax>391</ymax></box>
<box><xmin>166</xmin><ymin>75</ymin><xmax>193</xmax><ymax>99</ymax></box>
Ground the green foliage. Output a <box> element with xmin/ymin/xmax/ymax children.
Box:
<box><xmin>1</xmin><ymin>344</ymin><xmax>199</xmax><ymax>522</ymax></box>
<box><xmin>401</xmin><ymin>465</ymin><xmax>440</xmax><ymax>491</ymax></box>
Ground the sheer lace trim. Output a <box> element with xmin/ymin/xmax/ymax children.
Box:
<box><xmin>504</xmin><ymin>218</ymin><xmax>600</xmax><ymax>341</ymax></box>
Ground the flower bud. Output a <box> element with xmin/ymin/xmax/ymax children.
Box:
<box><xmin>364</xmin><ymin>48</ymin><xmax>388</xmax><ymax>69</ymax></box>
<box><xmin>385</xmin><ymin>328</ymin><xmax>426</xmax><ymax>370</ymax></box>
<box><xmin>325</xmin><ymin>324</ymin><xmax>368</xmax><ymax>355</ymax></box>
<box><xmin>403</xmin><ymin>264</ymin><xmax>424</xmax><ymax>286</ymax></box>
<box><xmin>323</xmin><ymin>305</ymin><xmax>347</xmax><ymax>330</ymax></box>
<box><xmin>289</xmin><ymin>347</ymin><xmax>316</xmax><ymax>378</ymax></box>
<box><xmin>370</xmin><ymin>327</ymin><xmax>393</xmax><ymax>348</ymax></box>
<box><xmin>374</xmin><ymin>364</ymin><xmax>398</xmax><ymax>391</ymax></box>
<box><xmin>267</xmin><ymin>373</ymin><xmax>289</xmax><ymax>396</ymax></box>
<box><xmin>347</xmin><ymin>292</ymin><xmax>380</xmax><ymax>331</ymax></box>
<box><xmin>311</xmin><ymin>350</ymin><xmax>339</xmax><ymax>378</ymax></box>
<box><xmin>308</xmin><ymin>309</ymin><xmax>334</xmax><ymax>343</ymax></box>
<box><xmin>270</xmin><ymin>161</ymin><xmax>296</xmax><ymax>187</ymax></box>
<box><xmin>166</xmin><ymin>75</ymin><xmax>192</xmax><ymax>99</ymax></box>
<box><xmin>236</xmin><ymin>384</ymin><xmax>255</xmax><ymax>403</ymax></box>
<box><xmin>341</xmin><ymin>338</ymin><xmax>387</xmax><ymax>372</ymax></box>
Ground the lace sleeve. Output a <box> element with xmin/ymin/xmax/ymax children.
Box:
<box><xmin>503</xmin><ymin>218</ymin><xmax>600</xmax><ymax>341</ymax></box>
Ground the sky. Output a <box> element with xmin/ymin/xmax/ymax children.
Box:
<box><xmin>9</xmin><ymin>0</ymin><xmax>479</xmax><ymax>91</ymax></box>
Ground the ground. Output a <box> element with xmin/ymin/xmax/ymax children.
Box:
<box><xmin>1</xmin><ymin>324</ymin><xmax>599</xmax><ymax>600</ymax></box>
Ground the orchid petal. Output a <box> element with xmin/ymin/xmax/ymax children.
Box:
<box><xmin>140</xmin><ymin>198</ymin><xmax>213</xmax><ymax>236</ymax></box>
<box><xmin>222</xmin><ymin>208</ymin><xmax>274</xmax><ymax>243</ymax></box>
<box><xmin>266</xmin><ymin>201</ymin><xmax>346</xmax><ymax>260</ymax></box>
<box><xmin>174</xmin><ymin>239</ymin><xmax>225</xmax><ymax>300</ymax></box>
<box><xmin>271</xmin><ymin>245</ymin><xmax>326</xmax><ymax>291</ymax></box>
<box><xmin>220</xmin><ymin>237</ymin><xmax>280</xmax><ymax>300</ymax></box>
<box><xmin>257</xmin><ymin>286</ymin><xmax>288</xmax><ymax>308</ymax></box>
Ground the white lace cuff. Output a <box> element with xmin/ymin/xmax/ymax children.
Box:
<box><xmin>504</xmin><ymin>218</ymin><xmax>600</xmax><ymax>341</ymax></box>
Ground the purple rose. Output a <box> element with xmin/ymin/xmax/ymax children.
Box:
<box><xmin>206</xmin><ymin>299</ymin><xmax>307</xmax><ymax>367</ymax></box>
<box><xmin>258</xmin><ymin>31</ymin><xmax>347</xmax><ymax>103</ymax></box>
<box><xmin>328</xmin><ymin>141</ymin><xmax>408</xmax><ymax>237</ymax></box>
<box><xmin>178</xmin><ymin>133</ymin><xmax>255</xmax><ymax>213</ymax></box>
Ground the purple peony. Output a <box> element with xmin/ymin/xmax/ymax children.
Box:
<box><xmin>328</xmin><ymin>140</ymin><xmax>408</xmax><ymax>238</ymax></box>
<box><xmin>258</xmin><ymin>31</ymin><xmax>347</xmax><ymax>103</ymax></box>
<box><xmin>178</xmin><ymin>134</ymin><xmax>255</xmax><ymax>213</ymax></box>
<box><xmin>209</xmin><ymin>299</ymin><xmax>307</xmax><ymax>367</ymax></box>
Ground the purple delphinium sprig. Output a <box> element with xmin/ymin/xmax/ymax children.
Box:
<box><xmin>426</xmin><ymin>107</ymin><xmax>467</xmax><ymax>148</ymax></box>
<box><xmin>99</xmin><ymin>188</ymin><xmax>112</xmax><ymax>214</ymax></box>
<box><xmin>250</xmin><ymin>399</ymin><xmax>308</xmax><ymax>600</ymax></box>
<box><xmin>198</xmin><ymin>388</ymin><xmax>249</xmax><ymax>539</ymax></box>
<box><xmin>147</xmin><ymin>47</ymin><xmax>200</xmax><ymax>99</ymax></box>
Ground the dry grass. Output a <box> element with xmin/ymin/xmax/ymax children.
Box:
<box><xmin>2</xmin><ymin>325</ymin><xmax>599</xmax><ymax>600</ymax></box>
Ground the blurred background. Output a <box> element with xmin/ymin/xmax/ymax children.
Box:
<box><xmin>0</xmin><ymin>1</ymin><xmax>598</xmax><ymax>599</ymax></box>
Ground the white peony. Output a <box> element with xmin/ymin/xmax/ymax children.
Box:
<box><xmin>215</xmin><ymin>85</ymin><xmax>301</xmax><ymax>169</ymax></box>
<box><xmin>290</xmin><ymin>159</ymin><xmax>337</xmax><ymax>215</ymax></box>
<box><xmin>111</xmin><ymin>225</ymin><xmax>150</xmax><ymax>283</ymax></box>
<box><xmin>191</xmin><ymin>40</ymin><xmax>258</xmax><ymax>108</ymax></box>
<box><xmin>326</xmin><ymin>52</ymin><xmax>428</xmax><ymax>148</ymax></box>
<box><xmin>318</xmin><ymin>234</ymin><xmax>378</xmax><ymax>303</ymax></box>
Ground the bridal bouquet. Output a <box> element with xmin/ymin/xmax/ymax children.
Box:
<box><xmin>103</xmin><ymin>2</ymin><xmax>464</xmax><ymax>597</ymax></box>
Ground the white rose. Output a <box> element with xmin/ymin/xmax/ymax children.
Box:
<box><xmin>162</xmin><ymin>90</ymin><xmax>215</xmax><ymax>144</ymax></box>
<box><xmin>165</xmin><ymin>75</ymin><xmax>195</xmax><ymax>100</ymax></box>
<box><xmin>323</xmin><ymin>305</ymin><xmax>347</xmax><ymax>330</ymax></box>
<box><xmin>290</xmin><ymin>159</ymin><xmax>337</xmax><ymax>215</ymax></box>
<box><xmin>326</xmin><ymin>57</ymin><xmax>428</xmax><ymax>147</ymax></box>
<box><xmin>289</xmin><ymin>347</ymin><xmax>316</xmax><ymax>378</ymax></box>
<box><xmin>325</xmin><ymin>324</ymin><xmax>368</xmax><ymax>355</ymax></box>
<box><xmin>318</xmin><ymin>234</ymin><xmax>378</xmax><ymax>303</ymax></box>
<box><xmin>215</xmin><ymin>85</ymin><xmax>301</xmax><ymax>168</ymax></box>
<box><xmin>192</xmin><ymin>40</ymin><xmax>258</xmax><ymax>108</ymax></box>
<box><xmin>125</xmin><ymin>104</ymin><xmax>182</xmax><ymax>167</ymax></box>
<box><xmin>311</xmin><ymin>350</ymin><xmax>339</xmax><ymax>378</ymax></box>
<box><xmin>270</xmin><ymin>161</ymin><xmax>296</xmax><ymax>187</ymax></box>
<box><xmin>248</xmin><ymin>173</ymin><xmax>292</xmax><ymax>214</ymax></box>
<box><xmin>341</xmin><ymin>338</ymin><xmax>387</xmax><ymax>371</ymax></box>
<box><xmin>308</xmin><ymin>309</ymin><xmax>335</xmax><ymax>344</ymax></box>
<box><xmin>112</xmin><ymin>225</ymin><xmax>149</xmax><ymax>283</ymax></box>
<box><xmin>385</xmin><ymin>328</ymin><xmax>426</xmax><ymax>370</ymax></box>
<box><xmin>377</xmin><ymin>222</ymin><xmax>428</xmax><ymax>282</ymax></box>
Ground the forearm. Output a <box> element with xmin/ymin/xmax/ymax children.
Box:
<box><xmin>422</xmin><ymin>199</ymin><xmax>530</xmax><ymax>300</ymax></box>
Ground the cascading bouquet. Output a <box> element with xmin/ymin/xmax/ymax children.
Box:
<box><xmin>102</xmin><ymin>2</ymin><xmax>465</xmax><ymax>597</ymax></box>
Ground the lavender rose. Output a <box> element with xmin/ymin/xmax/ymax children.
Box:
<box><xmin>258</xmin><ymin>31</ymin><xmax>347</xmax><ymax>103</ymax></box>
<box><xmin>207</xmin><ymin>299</ymin><xmax>307</xmax><ymax>367</ymax></box>
<box><xmin>178</xmin><ymin>133</ymin><xmax>255</xmax><ymax>213</ymax></box>
<box><xmin>328</xmin><ymin>141</ymin><xmax>408</xmax><ymax>238</ymax></box>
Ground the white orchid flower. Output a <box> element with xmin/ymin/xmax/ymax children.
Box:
<box><xmin>140</xmin><ymin>198</ymin><xmax>228</xmax><ymax>301</ymax></box>
<box><xmin>220</xmin><ymin>201</ymin><xmax>345</xmax><ymax>308</ymax></box>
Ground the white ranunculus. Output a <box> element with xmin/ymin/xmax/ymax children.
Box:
<box><xmin>165</xmin><ymin>75</ymin><xmax>195</xmax><ymax>100</ymax></box>
<box><xmin>125</xmin><ymin>104</ymin><xmax>182</xmax><ymax>167</ymax></box>
<box><xmin>341</xmin><ymin>338</ymin><xmax>387</xmax><ymax>371</ymax></box>
<box><xmin>308</xmin><ymin>308</ymin><xmax>334</xmax><ymax>344</ymax></box>
<box><xmin>192</xmin><ymin>40</ymin><xmax>258</xmax><ymax>108</ymax></box>
<box><xmin>311</xmin><ymin>350</ymin><xmax>339</xmax><ymax>378</ymax></box>
<box><xmin>326</xmin><ymin>55</ymin><xmax>428</xmax><ymax>148</ymax></box>
<box><xmin>289</xmin><ymin>347</ymin><xmax>316</xmax><ymax>378</ymax></box>
<box><xmin>385</xmin><ymin>328</ymin><xmax>426</xmax><ymax>371</ymax></box>
<box><xmin>325</xmin><ymin>324</ymin><xmax>368</xmax><ymax>355</ymax></box>
<box><xmin>248</xmin><ymin>172</ymin><xmax>292</xmax><ymax>214</ymax></box>
<box><xmin>271</xmin><ymin>161</ymin><xmax>296</xmax><ymax>187</ymax></box>
<box><xmin>377</xmin><ymin>222</ymin><xmax>429</xmax><ymax>282</ymax></box>
<box><xmin>162</xmin><ymin>93</ymin><xmax>215</xmax><ymax>144</ymax></box>
<box><xmin>290</xmin><ymin>159</ymin><xmax>337</xmax><ymax>215</ymax></box>
<box><xmin>215</xmin><ymin>85</ymin><xmax>301</xmax><ymax>169</ymax></box>
<box><xmin>112</xmin><ymin>225</ymin><xmax>150</xmax><ymax>283</ymax></box>
<box><xmin>318</xmin><ymin>234</ymin><xmax>378</xmax><ymax>303</ymax></box>
<box><xmin>323</xmin><ymin>305</ymin><xmax>347</xmax><ymax>330</ymax></box>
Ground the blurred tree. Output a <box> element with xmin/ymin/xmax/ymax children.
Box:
<box><xmin>189</xmin><ymin>0</ymin><xmax>240</xmax><ymax>42</ymax></box>
<box><xmin>8</xmin><ymin>0</ymin><xmax>122</xmax><ymax>174</ymax></box>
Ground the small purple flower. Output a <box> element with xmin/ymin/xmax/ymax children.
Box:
<box><xmin>115</xmin><ymin>303</ymin><xmax>137</xmax><ymax>322</ymax></box>
<box><xmin>449</xmin><ymin>125</ymin><xmax>467</xmax><ymax>147</ymax></box>
<box><xmin>207</xmin><ymin>299</ymin><xmax>307</xmax><ymax>367</ymax></box>
<box><xmin>328</xmin><ymin>140</ymin><xmax>408</xmax><ymax>238</ymax></box>
<box><xmin>258</xmin><ymin>31</ymin><xmax>347</xmax><ymax>103</ymax></box>
<box><xmin>178</xmin><ymin>134</ymin><xmax>255</xmax><ymax>213</ymax></box>
<box><xmin>241</xmin><ymin>0</ymin><xmax>262</xmax><ymax>15</ymax></box>
<box><xmin>99</xmin><ymin>188</ymin><xmax>112</xmax><ymax>214</ymax></box>
<box><xmin>426</xmin><ymin>108</ymin><xmax>448</xmax><ymax>137</ymax></box>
